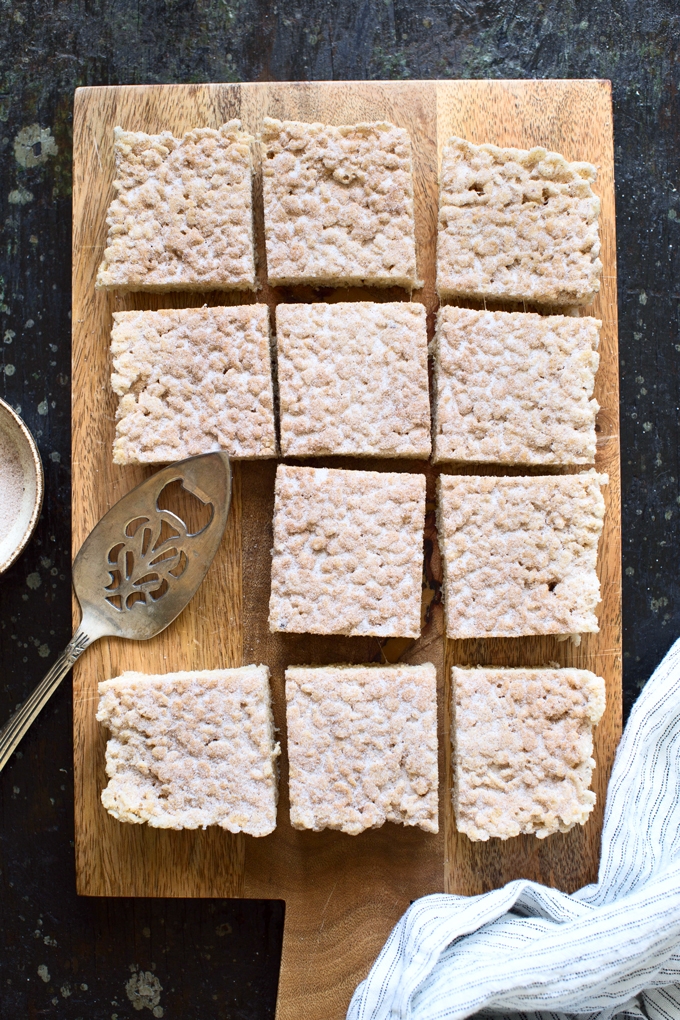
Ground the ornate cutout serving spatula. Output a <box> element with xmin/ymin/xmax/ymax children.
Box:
<box><xmin>0</xmin><ymin>452</ymin><xmax>231</xmax><ymax>772</ymax></box>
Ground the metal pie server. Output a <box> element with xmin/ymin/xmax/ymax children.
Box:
<box><xmin>0</xmin><ymin>452</ymin><xmax>231</xmax><ymax>773</ymax></box>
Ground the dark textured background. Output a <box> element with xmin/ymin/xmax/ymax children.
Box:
<box><xmin>0</xmin><ymin>1</ymin><xmax>678</xmax><ymax>1016</ymax></box>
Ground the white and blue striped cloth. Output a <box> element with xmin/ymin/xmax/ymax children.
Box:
<box><xmin>348</xmin><ymin>637</ymin><xmax>680</xmax><ymax>1020</ymax></box>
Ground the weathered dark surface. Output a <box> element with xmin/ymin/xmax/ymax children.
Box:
<box><xmin>0</xmin><ymin>1</ymin><xmax>678</xmax><ymax>1017</ymax></box>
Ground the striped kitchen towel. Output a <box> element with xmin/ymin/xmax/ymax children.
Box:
<box><xmin>348</xmin><ymin>638</ymin><xmax>680</xmax><ymax>1020</ymax></box>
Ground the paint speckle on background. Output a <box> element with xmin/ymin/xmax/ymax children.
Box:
<box><xmin>125</xmin><ymin>969</ymin><xmax>163</xmax><ymax>1014</ymax></box>
<box><xmin>13</xmin><ymin>125</ymin><xmax>58</xmax><ymax>168</ymax></box>
<box><xmin>8</xmin><ymin>188</ymin><xmax>33</xmax><ymax>204</ymax></box>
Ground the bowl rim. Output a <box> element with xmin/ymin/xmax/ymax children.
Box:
<box><xmin>0</xmin><ymin>396</ymin><xmax>45</xmax><ymax>575</ymax></box>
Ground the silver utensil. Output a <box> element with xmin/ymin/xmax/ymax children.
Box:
<box><xmin>0</xmin><ymin>452</ymin><xmax>232</xmax><ymax>773</ymax></box>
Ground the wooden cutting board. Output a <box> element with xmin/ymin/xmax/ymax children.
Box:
<box><xmin>71</xmin><ymin>79</ymin><xmax>621</xmax><ymax>1020</ymax></box>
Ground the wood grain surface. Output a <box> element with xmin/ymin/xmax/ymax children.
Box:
<box><xmin>71</xmin><ymin>79</ymin><xmax>621</xmax><ymax>1020</ymax></box>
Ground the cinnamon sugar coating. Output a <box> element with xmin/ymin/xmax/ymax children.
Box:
<box><xmin>433</xmin><ymin>307</ymin><xmax>601</xmax><ymax>465</ymax></box>
<box><xmin>269</xmin><ymin>465</ymin><xmax>426</xmax><ymax>637</ymax></box>
<box><xmin>437</xmin><ymin>137</ymin><xmax>602</xmax><ymax>305</ymax></box>
<box><xmin>96</xmin><ymin>121</ymin><xmax>255</xmax><ymax>292</ymax></box>
<box><xmin>437</xmin><ymin>472</ymin><xmax>607</xmax><ymax>638</ymax></box>
<box><xmin>110</xmin><ymin>304</ymin><xmax>276</xmax><ymax>464</ymax></box>
<box><xmin>97</xmin><ymin>666</ymin><xmax>280</xmax><ymax>836</ymax></box>
<box><xmin>453</xmin><ymin>666</ymin><xmax>605</xmax><ymax>840</ymax></box>
<box><xmin>277</xmin><ymin>301</ymin><xmax>430</xmax><ymax>457</ymax></box>
<box><xmin>286</xmin><ymin>664</ymin><xmax>438</xmax><ymax>834</ymax></box>
<box><xmin>261</xmin><ymin>118</ymin><xmax>420</xmax><ymax>288</ymax></box>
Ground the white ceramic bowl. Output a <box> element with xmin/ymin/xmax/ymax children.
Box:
<box><xmin>0</xmin><ymin>397</ymin><xmax>44</xmax><ymax>574</ymax></box>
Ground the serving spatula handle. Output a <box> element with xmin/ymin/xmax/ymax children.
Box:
<box><xmin>0</xmin><ymin>627</ymin><xmax>95</xmax><ymax>773</ymax></box>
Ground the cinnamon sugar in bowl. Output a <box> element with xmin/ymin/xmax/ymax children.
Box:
<box><xmin>0</xmin><ymin>398</ymin><xmax>43</xmax><ymax>574</ymax></box>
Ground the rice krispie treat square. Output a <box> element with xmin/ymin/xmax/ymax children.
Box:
<box><xmin>286</xmin><ymin>663</ymin><xmax>438</xmax><ymax>834</ymax></box>
<box><xmin>110</xmin><ymin>304</ymin><xmax>276</xmax><ymax>464</ymax></box>
<box><xmin>437</xmin><ymin>136</ymin><xmax>602</xmax><ymax>306</ymax></box>
<box><xmin>96</xmin><ymin>666</ymin><xmax>280</xmax><ymax>836</ymax></box>
<box><xmin>433</xmin><ymin>307</ymin><xmax>601</xmax><ymax>465</ymax></box>
<box><xmin>261</xmin><ymin>118</ymin><xmax>420</xmax><ymax>289</ymax></box>
<box><xmin>277</xmin><ymin>301</ymin><xmax>431</xmax><ymax>458</ymax></box>
<box><xmin>269</xmin><ymin>465</ymin><xmax>426</xmax><ymax>637</ymax></box>
<box><xmin>453</xmin><ymin>666</ymin><xmax>606</xmax><ymax>840</ymax></box>
<box><xmin>437</xmin><ymin>472</ymin><xmax>607</xmax><ymax>638</ymax></box>
<box><xmin>96</xmin><ymin>122</ymin><xmax>255</xmax><ymax>292</ymax></box>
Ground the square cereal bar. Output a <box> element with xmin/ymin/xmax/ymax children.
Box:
<box><xmin>433</xmin><ymin>307</ymin><xmax>601</xmax><ymax>465</ymax></box>
<box><xmin>96</xmin><ymin>122</ymin><xmax>255</xmax><ymax>292</ymax></box>
<box><xmin>453</xmin><ymin>666</ymin><xmax>605</xmax><ymax>840</ymax></box>
<box><xmin>96</xmin><ymin>666</ymin><xmax>280</xmax><ymax>836</ymax></box>
<box><xmin>261</xmin><ymin>118</ymin><xmax>420</xmax><ymax>289</ymax></box>
<box><xmin>277</xmin><ymin>301</ymin><xmax>431</xmax><ymax>458</ymax></box>
<box><xmin>269</xmin><ymin>465</ymin><xmax>426</xmax><ymax>637</ymax></box>
<box><xmin>437</xmin><ymin>136</ymin><xmax>602</xmax><ymax>306</ymax></box>
<box><xmin>437</xmin><ymin>472</ymin><xmax>606</xmax><ymax>638</ymax></box>
<box><xmin>286</xmin><ymin>663</ymin><xmax>438</xmax><ymax>834</ymax></box>
<box><xmin>110</xmin><ymin>304</ymin><xmax>276</xmax><ymax>464</ymax></box>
